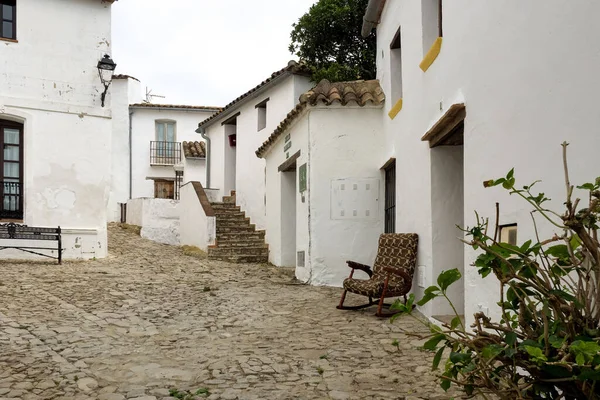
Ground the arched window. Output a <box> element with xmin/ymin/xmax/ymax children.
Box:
<box><xmin>0</xmin><ymin>119</ymin><xmax>23</xmax><ymax>219</ymax></box>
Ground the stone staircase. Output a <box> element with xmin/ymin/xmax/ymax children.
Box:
<box><xmin>207</xmin><ymin>192</ymin><xmax>269</xmax><ymax>264</ymax></box>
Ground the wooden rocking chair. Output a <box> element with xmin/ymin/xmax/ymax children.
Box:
<box><xmin>337</xmin><ymin>233</ymin><xmax>418</xmax><ymax>317</ymax></box>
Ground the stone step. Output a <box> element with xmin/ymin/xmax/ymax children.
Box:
<box><xmin>215</xmin><ymin>240</ymin><xmax>268</xmax><ymax>248</ymax></box>
<box><xmin>210</xmin><ymin>202</ymin><xmax>240</xmax><ymax>211</ymax></box>
<box><xmin>208</xmin><ymin>246</ymin><xmax>269</xmax><ymax>257</ymax></box>
<box><xmin>216</xmin><ymin>231</ymin><xmax>265</xmax><ymax>241</ymax></box>
<box><xmin>208</xmin><ymin>254</ymin><xmax>269</xmax><ymax>264</ymax></box>
<box><xmin>215</xmin><ymin>214</ymin><xmax>248</xmax><ymax>221</ymax></box>
<box><xmin>216</xmin><ymin>225</ymin><xmax>256</xmax><ymax>233</ymax></box>
<box><xmin>216</xmin><ymin>219</ymin><xmax>252</xmax><ymax>227</ymax></box>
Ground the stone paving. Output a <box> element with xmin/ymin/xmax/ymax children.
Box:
<box><xmin>0</xmin><ymin>224</ymin><xmax>456</xmax><ymax>400</ymax></box>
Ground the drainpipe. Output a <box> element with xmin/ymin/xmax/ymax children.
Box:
<box><xmin>196</xmin><ymin>125</ymin><xmax>210</xmax><ymax>188</ymax></box>
<box><xmin>361</xmin><ymin>0</ymin><xmax>386</xmax><ymax>37</ymax></box>
<box><xmin>129</xmin><ymin>110</ymin><xmax>134</xmax><ymax>199</ymax></box>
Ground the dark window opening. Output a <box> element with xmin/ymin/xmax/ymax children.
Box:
<box><xmin>422</xmin><ymin>0</ymin><xmax>442</xmax><ymax>55</ymax></box>
<box><xmin>384</xmin><ymin>160</ymin><xmax>396</xmax><ymax>233</ymax></box>
<box><xmin>1</xmin><ymin>0</ymin><xmax>16</xmax><ymax>40</ymax></box>
<box><xmin>499</xmin><ymin>224</ymin><xmax>518</xmax><ymax>246</ymax></box>
<box><xmin>390</xmin><ymin>27</ymin><xmax>403</xmax><ymax>101</ymax></box>
<box><xmin>256</xmin><ymin>98</ymin><xmax>269</xmax><ymax>131</ymax></box>
<box><xmin>0</xmin><ymin>119</ymin><xmax>23</xmax><ymax>219</ymax></box>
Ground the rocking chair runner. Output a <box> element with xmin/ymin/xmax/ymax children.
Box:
<box><xmin>337</xmin><ymin>233</ymin><xmax>418</xmax><ymax>317</ymax></box>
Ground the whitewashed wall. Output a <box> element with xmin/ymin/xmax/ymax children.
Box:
<box><xmin>109</xmin><ymin>77</ymin><xmax>142</xmax><ymax>222</ymax></box>
<box><xmin>182</xmin><ymin>158</ymin><xmax>206</xmax><ymax>187</ymax></box>
<box><xmin>0</xmin><ymin>0</ymin><xmax>115</xmax><ymax>259</ymax></box>
<box><xmin>130</xmin><ymin>108</ymin><xmax>213</xmax><ymax>198</ymax></box>
<box><xmin>263</xmin><ymin>106</ymin><xmax>385</xmax><ymax>286</ymax></box>
<box><xmin>264</xmin><ymin>115</ymin><xmax>309</xmax><ymax>268</ymax></box>
<box><xmin>126</xmin><ymin>197</ymin><xmax>180</xmax><ymax>245</ymax></box>
<box><xmin>179</xmin><ymin>183</ymin><xmax>216</xmax><ymax>251</ymax></box>
<box><xmin>205</xmin><ymin>74</ymin><xmax>312</xmax><ymax>229</ymax></box>
<box><xmin>376</xmin><ymin>0</ymin><xmax>600</xmax><ymax>321</ymax></box>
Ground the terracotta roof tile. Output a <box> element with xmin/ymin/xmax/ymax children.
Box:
<box><xmin>113</xmin><ymin>74</ymin><xmax>139</xmax><ymax>82</ymax></box>
<box><xmin>256</xmin><ymin>79</ymin><xmax>385</xmax><ymax>158</ymax></box>
<box><xmin>130</xmin><ymin>103</ymin><xmax>222</xmax><ymax>111</ymax></box>
<box><xmin>183</xmin><ymin>141</ymin><xmax>206</xmax><ymax>158</ymax></box>
<box><xmin>197</xmin><ymin>60</ymin><xmax>311</xmax><ymax>129</ymax></box>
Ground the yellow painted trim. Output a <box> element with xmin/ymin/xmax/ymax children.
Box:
<box><xmin>419</xmin><ymin>37</ymin><xmax>443</xmax><ymax>72</ymax></box>
<box><xmin>388</xmin><ymin>98</ymin><xmax>403</xmax><ymax>120</ymax></box>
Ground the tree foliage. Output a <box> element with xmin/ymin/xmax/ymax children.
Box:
<box><xmin>393</xmin><ymin>143</ymin><xmax>600</xmax><ymax>399</ymax></box>
<box><xmin>289</xmin><ymin>0</ymin><xmax>376</xmax><ymax>82</ymax></box>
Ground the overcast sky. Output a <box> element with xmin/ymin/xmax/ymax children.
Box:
<box><xmin>111</xmin><ymin>0</ymin><xmax>318</xmax><ymax>107</ymax></box>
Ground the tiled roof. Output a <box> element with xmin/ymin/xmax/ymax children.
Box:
<box><xmin>130</xmin><ymin>103</ymin><xmax>222</xmax><ymax>111</ymax></box>
<box><xmin>256</xmin><ymin>79</ymin><xmax>385</xmax><ymax>158</ymax></box>
<box><xmin>183</xmin><ymin>141</ymin><xmax>206</xmax><ymax>158</ymax></box>
<box><xmin>113</xmin><ymin>74</ymin><xmax>139</xmax><ymax>82</ymax></box>
<box><xmin>197</xmin><ymin>60</ymin><xmax>311</xmax><ymax>129</ymax></box>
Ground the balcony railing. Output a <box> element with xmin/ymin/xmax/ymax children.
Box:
<box><xmin>150</xmin><ymin>141</ymin><xmax>182</xmax><ymax>165</ymax></box>
<box><xmin>0</xmin><ymin>181</ymin><xmax>23</xmax><ymax>220</ymax></box>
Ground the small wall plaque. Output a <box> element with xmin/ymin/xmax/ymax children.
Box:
<box><xmin>299</xmin><ymin>163</ymin><xmax>307</xmax><ymax>192</ymax></box>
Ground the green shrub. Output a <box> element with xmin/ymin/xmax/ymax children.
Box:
<box><xmin>393</xmin><ymin>143</ymin><xmax>600</xmax><ymax>399</ymax></box>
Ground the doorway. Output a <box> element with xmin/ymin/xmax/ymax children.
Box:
<box><xmin>280</xmin><ymin>161</ymin><xmax>297</xmax><ymax>267</ymax></box>
<box><xmin>423</xmin><ymin>104</ymin><xmax>465</xmax><ymax>322</ymax></box>
<box><xmin>223</xmin><ymin>118</ymin><xmax>237</xmax><ymax>195</ymax></box>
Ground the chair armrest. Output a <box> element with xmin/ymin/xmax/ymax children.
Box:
<box><xmin>381</xmin><ymin>266</ymin><xmax>413</xmax><ymax>285</ymax></box>
<box><xmin>346</xmin><ymin>261</ymin><xmax>373</xmax><ymax>278</ymax></box>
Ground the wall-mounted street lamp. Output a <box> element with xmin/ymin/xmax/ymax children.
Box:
<box><xmin>97</xmin><ymin>54</ymin><xmax>117</xmax><ymax>107</ymax></box>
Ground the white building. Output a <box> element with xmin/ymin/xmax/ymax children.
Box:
<box><xmin>360</xmin><ymin>0</ymin><xmax>600</xmax><ymax>322</ymax></box>
<box><xmin>128</xmin><ymin>103</ymin><xmax>220</xmax><ymax>201</ymax></box>
<box><xmin>197</xmin><ymin>61</ymin><xmax>313</xmax><ymax>230</ymax></box>
<box><xmin>108</xmin><ymin>75</ymin><xmax>221</xmax><ymax>223</ymax></box>
<box><xmin>257</xmin><ymin>80</ymin><xmax>387</xmax><ymax>285</ymax></box>
<box><xmin>0</xmin><ymin>0</ymin><xmax>117</xmax><ymax>259</ymax></box>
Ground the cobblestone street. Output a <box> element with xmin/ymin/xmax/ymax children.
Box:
<box><xmin>0</xmin><ymin>225</ymin><xmax>453</xmax><ymax>400</ymax></box>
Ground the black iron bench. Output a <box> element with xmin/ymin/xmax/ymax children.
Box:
<box><xmin>0</xmin><ymin>223</ymin><xmax>62</xmax><ymax>264</ymax></box>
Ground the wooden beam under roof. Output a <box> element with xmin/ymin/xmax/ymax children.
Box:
<box><xmin>421</xmin><ymin>103</ymin><xmax>466</xmax><ymax>148</ymax></box>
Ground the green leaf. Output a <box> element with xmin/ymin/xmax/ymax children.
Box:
<box><xmin>570</xmin><ymin>340</ymin><xmax>600</xmax><ymax>366</ymax></box>
<box><xmin>437</xmin><ymin>269</ymin><xmax>462</xmax><ymax>292</ymax></box>
<box><xmin>502</xmin><ymin>177</ymin><xmax>515</xmax><ymax>189</ymax></box>
<box><xmin>505</xmin><ymin>332</ymin><xmax>517</xmax><ymax>346</ymax></box>
<box><xmin>417</xmin><ymin>292</ymin><xmax>438</xmax><ymax>306</ymax></box>
<box><xmin>450</xmin><ymin>316</ymin><xmax>461</xmax><ymax>330</ymax></box>
<box><xmin>549</xmin><ymin>289</ymin><xmax>576</xmax><ymax>302</ymax></box>
<box><xmin>524</xmin><ymin>345</ymin><xmax>547</xmax><ymax>363</ymax></box>
<box><xmin>570</xmin><ymin>234</ymin><xmax>582</xmax><ymax>250</ymax></box>
<box><xmin>577</xmin><ymin>368</ymin><xmax>600</xmax><ymax>381</ymax></box>
<box><xmin>430</xmin><ymin>324</ymin><xmax>443</xmax><ymax>334</ymax></box>
<box><xmin>440</xmin><ymin>377</ymin><xmax>451</xmax><ymax>391</ymax></box>
<box><xmin>423</xmin><ymin>334</ymin><xmax>446</xmax><ymax>351</ymax></box>
<box><xmin>432</xmin><ymin>347</ymin><xmax>444</xmax><ymax>371</ymax></box>
<box><xmin>481</xmin><ymin>344</ymin><xmax>503</xmax><ymax>360</ymax></box>
<box><xmin>449</xmin><ymin>352</ymin><xmax>471</xmax><ymax>364</ymax></box>
<box><xmin>546</xmin><ymin>244</ymin><xmax>570</xmax><ymax>259</ymax></box>
<box><xmin>549</xmin><ymin>335</ymin><xmax>565</xmax><ymax>349</ymax></box>
<box><xmin>390</xmin><ymin>298</ymin><xmax>407</xmax><ymax>312</ymax></box>
<box><xmin>577</xmin><ymin>183</ymin><xmax>596</xmax><ymax>191</ymax></box>
<box><xmin>479</xmin><ymin>267</ymin><xmax>492</xmax><ymax>278</ymax></box>
<box><xmin>506</xmin><ymin>168</ymin><xmax>515</xmax><ymax>180</ymax></box>
<box><xmin>505</xmin><ymin>348</ymin><xmax>517</xmax><ymax>358</ymax></box>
